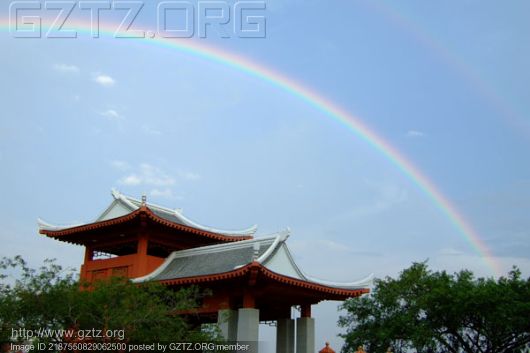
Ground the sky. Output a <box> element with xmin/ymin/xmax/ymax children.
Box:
<box><xmin>1</xmin><ymin>0</ymin><xmax>530</xmax><ymax>351</ymax></box>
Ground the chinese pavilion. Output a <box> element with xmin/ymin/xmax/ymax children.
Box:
<box><xmin>38</xmin><ymin>190</ymin><xmax>371</xmax><ymax>353</ymax></box>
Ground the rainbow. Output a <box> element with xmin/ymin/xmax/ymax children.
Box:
<box><xmin>0</xmin><ymin>15</ymin><xmax>502</xmax><ymax>276</ymax></box>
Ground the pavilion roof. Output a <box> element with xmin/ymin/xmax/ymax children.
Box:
<box><xmin>38</xmin><ymin>189</ymin><xmax>257</xmax><ymax>238</ymax></box>
<box><xmin>133</xmin><ymin>231</ymin><xmax>373</xmax><ymax>296</ymax></box>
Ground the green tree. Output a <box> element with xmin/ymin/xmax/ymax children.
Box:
<box><xmin>339</xmin><ymin>262</ymin><xmax>530</xmax><ymax>353</ymax></box>
<box><xmin>0</xmin><ymin>256</ymin><xmax>217</xmax><ymax>351</ymax></box>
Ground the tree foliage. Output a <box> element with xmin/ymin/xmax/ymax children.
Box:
<box><xmin>339</xmin><ymin>262</ymin><xmax>530</xmax><ymax>353</ymax></box>
<box><xmin>0</xmin><ymin>256</ymin><xmax>216</xmax><ymax>350</ymax></box>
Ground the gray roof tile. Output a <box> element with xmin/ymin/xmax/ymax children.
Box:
<box><xmin>150</xmin><ymin>240</ymin><xmax>271</xmax><ymax>281</ymax></box>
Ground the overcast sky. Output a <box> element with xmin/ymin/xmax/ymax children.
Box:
<box><xmin>1</xmin><ymin>0</ymin><xmax>530</xmax><ymax>351</ymax></box>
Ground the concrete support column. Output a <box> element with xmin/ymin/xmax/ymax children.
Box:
<box><xmin>296</xmin><ymin>317</ymin><xmax>315</xmax><ymax>353</ymax></box>
<box><xmin>217</xmin><ymin>309</ymin><xmax>238</xmax><ymax>341</ymax></box>
<box><xmin>276</xmin><ymin>318</ymin><xmax>295</xmax><ymax>353</ymax></box>
<box><xmin>237</xmin><ymin>308</ymin><xmax>259</xmax><ymax>352</ymax></box>
<box><xmin>236</xmin><ymin>308</ymin><xmax>259</xmax><ymax>341</ymax></box>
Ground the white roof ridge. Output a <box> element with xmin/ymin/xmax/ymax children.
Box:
<box><xmin>255</xmin><ymin>229</ymin><xmax>290</xmax><ymax>263</ymax></box>
<box><xmin>122</xmin><ymin>193</ymin><xmax>183</xmax><ymax>214</ymax></box>
<box><xmin>132</xmin><ymin>252</ymin><xmax>178</xmax><ymax>283</ymax></box>
<box><xmin>302</xmin><ymin>272</ymin><xmax>374</xmax><ymax>289</ymax></box>
<box><xmin>37</xmin><ymin>218</ymin><xmax>85</xmax><ymax>231</ymax></box>
<box><xmin>41</xmin><ymin>189</ymin><xmax>257</xmax><ymax>235</ymax></box>
<box><xmin>113</xmin><ymin>189</ymin><xmax>258</xmax><ymax>236</ymax></box>
<box><xmin>111</xmin><ymin>188</ymin><xmax>137</xmax><ymax>210</ymax></box>
<box><xmin>259</xmin><ymin>239</ymin><xmax>307</xmax><ymax>279</ymax></box>
<box><xmin>39</xmin><ymin>189</ymin><xmax>129</xmax><ymax>230</ymax></box>
<box><xmin>169</xmin><ymin>235</ymin><xmax>278</xmax><ymax>259</ymax></box>
<box><xmin>172</xmin><ymin>208</ymin><xmax>257</xmax><ymax>236</ymax></box>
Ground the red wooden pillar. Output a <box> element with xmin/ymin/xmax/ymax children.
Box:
<box><xmin>136</xmin><ymin>234</ymin><xmax>148</xmax><ymax>276</ymax></box>
<box><xmin>243</xmin><ymin>289</ymin><xmax>256</xmax><ymax>308</ymax></box>
<box><xmin>135</xmin><ymin>207</ymin><xmax>150</xmax><ymax>277</ymax></box>
<box><xmin>301</xmin><ymin>304</ymin><xmax>311</xmax><ymax>318</ymax></box>
<box><xmin>80</xmin><ymin>246</ymin><xmax>94</xmax><ymax>281</ymax></box>
<box><xmin>84</xmin><ymin>246</ymin><xmax>94</xmax><ymax>263</ymax></box>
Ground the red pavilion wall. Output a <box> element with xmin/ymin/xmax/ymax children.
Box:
<box><xmin>80</xmin><ymin>254</ymin><xmax>164</xmax><ymax>282</ymax></box>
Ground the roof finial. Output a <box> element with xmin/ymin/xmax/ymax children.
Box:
<box><xmin>141</xmin><ymin>194</ymin><xmax>147</xmax><ymax>206</ymax></box>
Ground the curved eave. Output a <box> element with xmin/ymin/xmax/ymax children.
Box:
<box><xmin>37</xmin><ymin>218</ymin><xmax>85</xmax><ymax>232</ymax></box>
<box><xmin>39</xmin><ymin>206</ymin><xmax>253</xmax><ymax>243</ymax></box>
<box><xmin>145</xmin><ymin>262</ymin><xmax>369</xmax><ymax>299</ymax></box>
<box><xmin>256</xmin><ymin>234</ymin><xmax>372</xmax><ymax>289</ymax></box>
<box><xmin>143</xmin><ymin>208</ymin><xmax>252</xmax><ymax>241</ymax></box>
<box><xmin>172</xmin><ymin>209</ymin><xmax>258</xmax><ymax>236</ymax></box>
<box><xmin>113</xmin><ymin>189</ymin><xmax>258</xmax><ymax>236</ymax></box>
<box><xmin>259</xmin><ymin>264</ymin><xmax>370</xmax><ymax>297</ymax></box>
<box><xmin>302</xmin><ymin>273</ymin><xmax>375</xmax><ymax>289</ymax></box>
<box><xmin>39</xmin><ymin>208</ymin><xmax>142</xmax><ymax>238</ymax></box>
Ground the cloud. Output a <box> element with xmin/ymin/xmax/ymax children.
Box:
<box><xmin>150</xmin><ymin>188</ymin><xmax>183</xmax><ymax>199</ymax></box>
<box><xmin>406</xmin><ymin>130</ymin><xmax>426</xmax><ymax>138</ymax></box>
<box><xmin>140</xmin><ymin>164</ymin><xmax>176</xmax><ymax>186</ymax></box>
<box><xmin>115</xmin><ymin>163</ymin><xmax>200</xmax><ymax>199</ymax></box>
<box><xmin>178</xmin><ymin>171</ymin><xmax>201</xmax><ymax>181</ymax></box>
<box><xmin>142</xmin><ymin>125</ymin><xmax>162</xmax><ymax>136</ymax></box>
<box><xmin>100</xmin><ymin>109</ymin><xmax>123</xmax><ymax>120</ymax></box>
<box><xmin>110</xmin><ymin>160</ymin><xmax>131</xmax><ymax>171</ymax></box>
<box><xmin>119</xmin><ymin>163</ymin><xmax>176</xmax><ymax>187</ymax></box>
<box><xmin>53</xmin><ymin>64</ymin><xmax>80</xmax><ymax>74</ymax></box>
<box><xmin>121</xmin><ymin>174</ymin><xmax>142</xmax><ymax>186</ymax></box>
<box><xmin>93</xmin><ymin>74</ymin><xmax>116</xmax><ymax>87</ymax></box>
